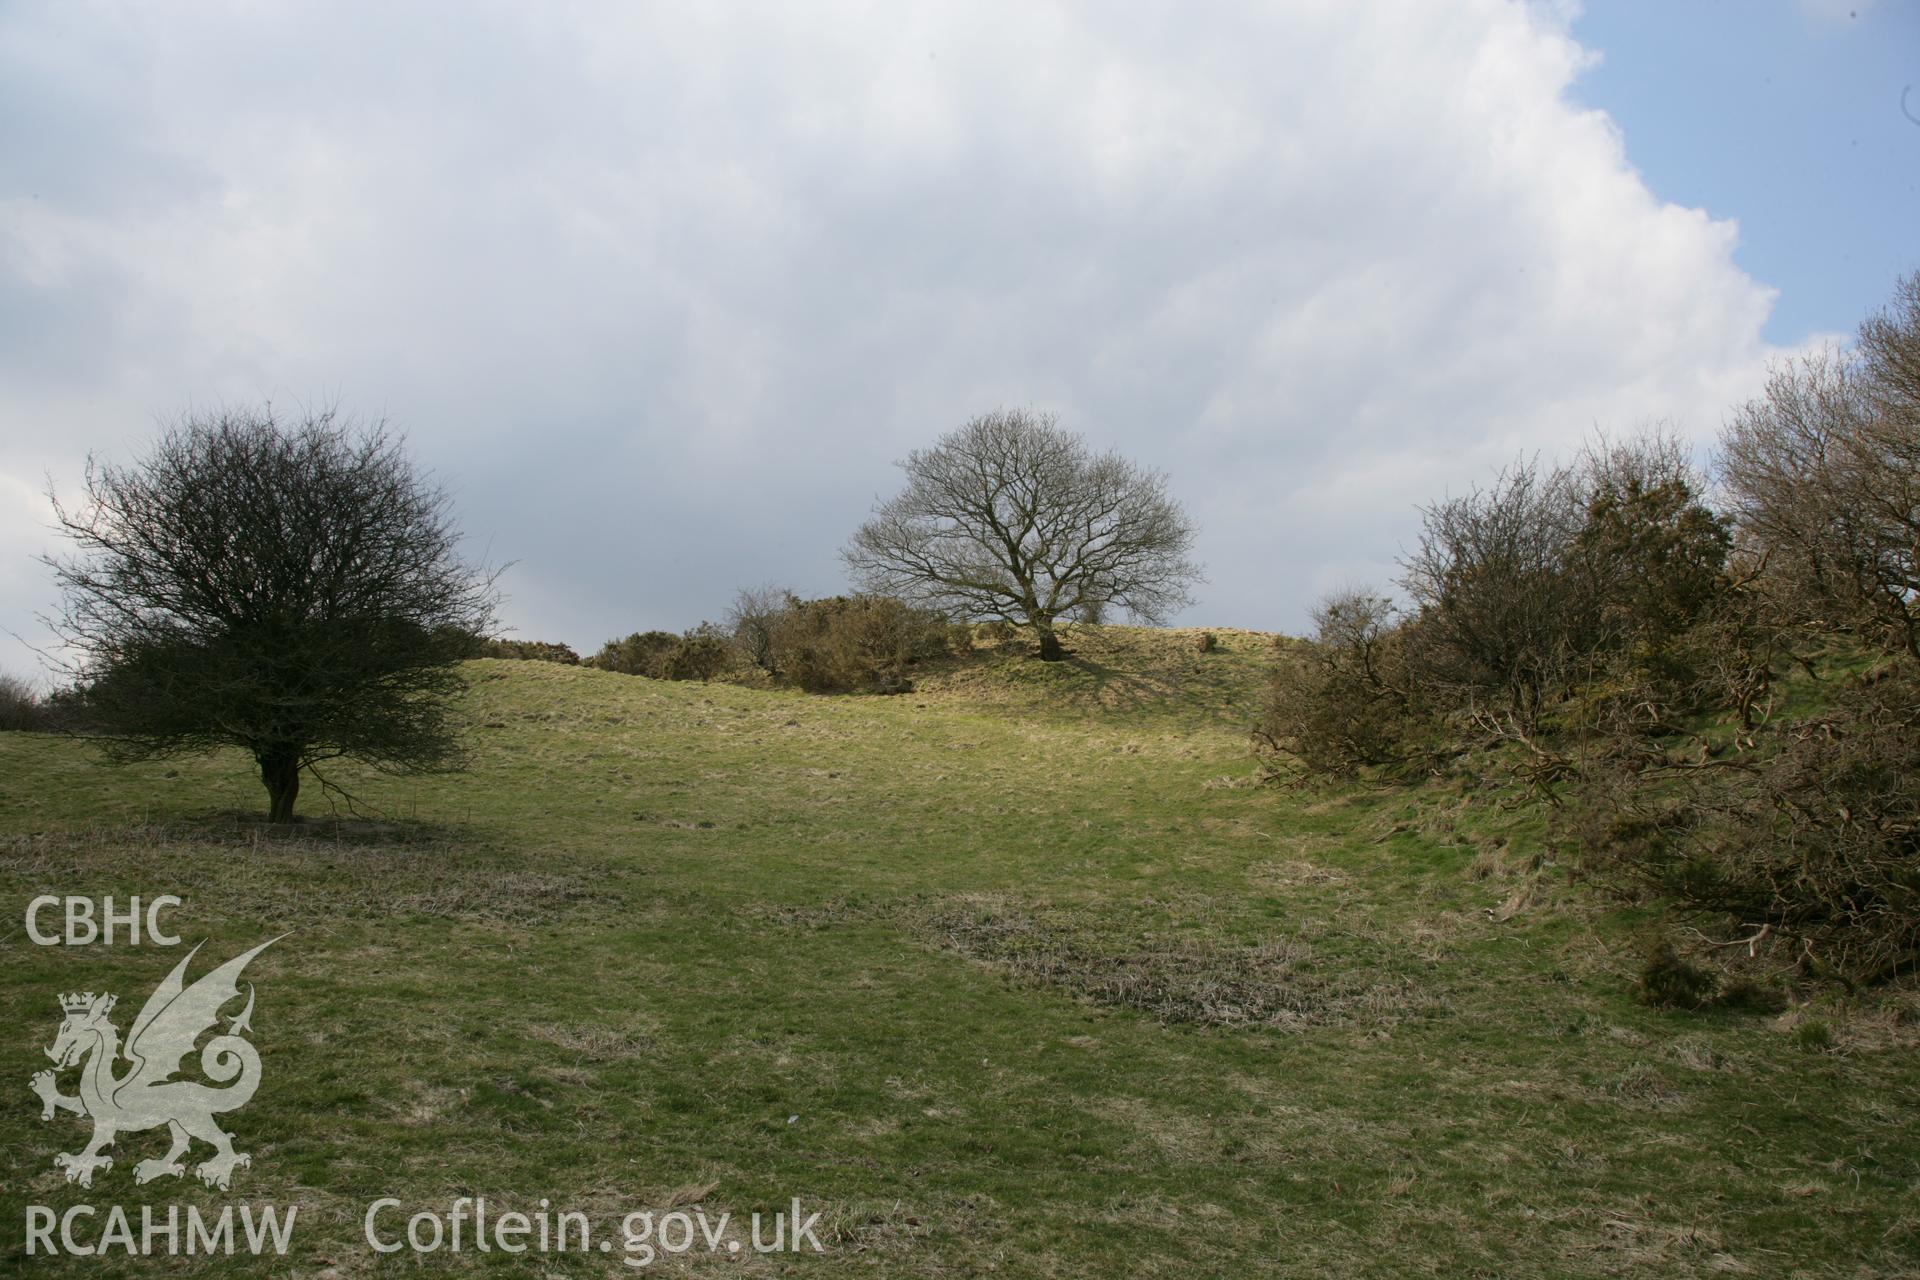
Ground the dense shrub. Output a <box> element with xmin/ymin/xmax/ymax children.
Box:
<box><xmin>1569</xmin><ymin>668</ymin><xmax>1920</xmax><ymax>987</ymax></box>
<box><xmin>1389</xmin><ymin>436</ymin><xmax>1726</xmax><ymax>740</ymax></box>
<box><xmin>585</xmin><ymin>594</ymin><xmax>949</xmax><ymax>691</ymax></box>
<box><xmin>1256</xmin><ymin>592</ymin><xmax>1424</xmax><ymax>777</ymax></box>
<box><xmin>1559</xmin><ymin>276</ymin><xmax>1920</xmax><ymax>989</ymax></box>
<box><xmin>1573</xmin><ymin>439</ymin><xmax>1730</xmax><ymax>674</ymax></box>
<box><xmin>660</xmin><ymin>627</ymin><xmax>732</xmax><ymax>681</ymax></box>
<box><xmin>587</xmin><ymin>631</ymin><xmax>683</xmax><ymax>677</ymax></box>
<box><xmin>480</xmin><ymin>638</ymin><xmax>581</xmax><ymax>664</ymax></box>
<box><xmin>1250</xmin><ymin>275</ymin><xmax>1920</xmax><ymax>991</ymax></box>
<box><xmin>588</xmin><ymin>627</ymin><xmax>737</xmax><ymax>682</ymax></box>
<box><xmin>768</xmin><ymin>594</ymin><xmax>951</xmax><ymax>694</ymax></box>
<box><xmin>1272</xmin><ymin>441</ymin><xmax>1740</xmax><ymax>784</ymax></box>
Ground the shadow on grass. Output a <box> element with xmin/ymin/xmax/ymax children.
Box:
<box><xmin>0</xmin><ymin>816</ymin><xmax>624</xmax><ymax>930</ymax></box>
<box><xmin>187</xmin><ymin>811</ymin><xmax>473</xmax><ymax>848</ymax></box>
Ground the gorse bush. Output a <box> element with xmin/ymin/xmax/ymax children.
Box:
<box><xmin>1263</xmin><ymin>462</ymin><xmax>1729</xmax><ymax>773</ymax></box>
<box><xmin>591</xmin><ymin>592</ymin><xmax>951</xmax><ymax>692</ymax></box>
<box><xmin>480</xmin><ymin>638</ymin><xmax>582</xmax><ymax>664</ymax></box>
<box><xmin>588</xmin><ymin>631</ymin><xmax>683</xmax><ymax>677</ymax></box>
<box><xmin>976</xmin><ymin>620</ymin><xmax>1018</xmax><ymax>645</ymax></box>
<box><xmin>1387</xmin><ymin>435</ymin><xmax>1727</xmax><ymax>738</ymax></box>
<box><xmin>767</xmin><ymin>594</ymin><xmax>952</xmax><ymax>694</ymax></box>
<box><xmin>660</xmin><ymin>627</ymin><xmax>732</xmax><ymax>682</ymax></box>
<box><xmin>1573</xmin><ymin>439</ymin><xmax>1731</xmax><ymax>675</ymax></box>
<box><xmin>1294</xmin><ymin>434</ymin><xmax>1728</xmax><ymax>760</ymax></box>
<box><xmin>587</xmin><ymin>629</ymin><xmax>735</xmax><ymax>682</ymax></box>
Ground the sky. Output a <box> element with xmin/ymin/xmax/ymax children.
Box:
<box><xmin>2</xmin><ymin>0</ymin><xmax>1915</xmax><ymax>677</ymax></box>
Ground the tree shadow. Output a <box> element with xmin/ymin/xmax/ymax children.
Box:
<box><xmin>186</xmin><ymin>810</ymin><xmax>473</xmax><ymax>849</ymax></box>
<box><xmin>1056</xmin><ymin>653</ymin><xmax>1204</xmax><ymax>715</ymax></box>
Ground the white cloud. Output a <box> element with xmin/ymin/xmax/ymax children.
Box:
<box><xmin>0</xmin><ymin>0</ymin><xmax>1806</xmax><ymax>671</ymax></box>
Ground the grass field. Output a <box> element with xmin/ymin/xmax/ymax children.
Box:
<box><xmin>1</xmin><ymin>626</ymin><xmax>1916</xmax><ymax>1276</ymax></box>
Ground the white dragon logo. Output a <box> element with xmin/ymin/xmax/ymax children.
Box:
<box><xmin>29</xmin><ymin>937</ymin><xmax>282</xmax><ymax>1191</ymax></box>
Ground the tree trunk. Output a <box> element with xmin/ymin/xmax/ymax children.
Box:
<box><xmin>1036</xmin><ymin>625</ymin><xmax>1065</xmax><ymax>661</ymax></box>
<box><xmin>258</xmin><ymin>748</ymin><xmax>302</xmax><ymax>823</ymax></box>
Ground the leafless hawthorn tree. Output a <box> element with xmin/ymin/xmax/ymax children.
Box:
<box><xmin>843</xmin><ymin>409</ymin><xmax>1201</xmax><ymax>660</ymax></box>
<box><xmin>43</xmin><ymin>405</ymin><xmax>499</xmax><ymax>822</ymax></box>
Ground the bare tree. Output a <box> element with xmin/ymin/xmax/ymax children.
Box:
<box><xmin>1860</xmin><ymin>270</ymin><xmax>1920</xmax><ymax>435</ymax></box>
<box><xmin>844</xmin><ymin>409</ymin><xmax>1201</xmax><ymax>660</ymax></box>
<box><xmin>724</xmin><ymin>584</ymin><xmax>791</xmax><ymax>675</ymax></box>
<box><xmin>43</xmin><ymin>405</ymin><xmax>499</xmax><ymax>822</ymax></box>
<box><xmin>1310</xmin><ymin>589</ymin><xmax>1411</xmax><ymax>700</ymax></box>
<box><xmin>0</xmin><ymin>672</ymin><xmax>50</xmax><ymax>732</ymax></box>
<box><xmin>1721</xmin><ymin>290</ymin><xmax>1920</xmax><ymax>660</ymax></box>
<box><xmin>1398</xmin><ymin>457</ymin><xmax>1587</xmax><ymax>726</ymax></box>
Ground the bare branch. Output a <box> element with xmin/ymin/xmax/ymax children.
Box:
<box><xmin>843</xmin><ymin>409</ymin><xmax>1202</xmax><ymax>659</ymax></box>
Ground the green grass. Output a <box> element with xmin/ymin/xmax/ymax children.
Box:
<box><xmin>1</xmin><ymin>627</ymin><xmax>1915</xmax><ymax>1276</ymax></box>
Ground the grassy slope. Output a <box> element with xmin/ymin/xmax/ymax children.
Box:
<box><xmin>0</xmin><ymin>627</ymin><xmax>1914</xmax><ymax>1277</ymax></box>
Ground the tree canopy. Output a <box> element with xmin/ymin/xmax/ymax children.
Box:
<box><xmin>844</xmin><ymin>409</ymin><xmax>1201</xmax><ymax>659</ymax></box>
<box><xmin>44</xmin><ymin>406</ymin><xmax>498</xmax><ymax>821</ymax></box>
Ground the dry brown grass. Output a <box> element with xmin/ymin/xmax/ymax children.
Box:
<box><xmin>762</xmin><ymin>891</ymin><xmax>1445</xmax><ymax>1031</ymax></box>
